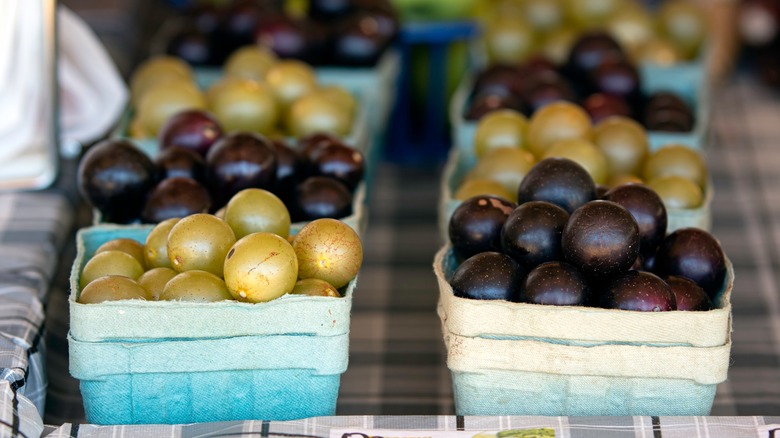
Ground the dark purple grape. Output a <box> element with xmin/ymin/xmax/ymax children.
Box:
<box><xmin>291</xmin><ymin>176</ymin><xmax>353</xmax><ymax>221</ymax></box>
<box><xmin>158</xmin><ymin>109</ymin><xmax>223</xmax><ymax>157</ymax></box>
<box><xmin>270</xmin><ymin>138</ymin><xmax>303</xmax><ymax>201</ymax></box>
<box><xmin>565</xmin><ymin>31</ymin><xmax>625</xmax><ymax>79</ymax></box>
<box><xmin>501</xmin><ymin>201</ymin><xmax>569</xmax><ymax>269</ymax></box>
<box><xmin>522</xmin><ymin>70</ymin><xmax>577</xmax><ymax>113</ymax></box>
<box><xmin>517</xmin><ymin>158</ymin><xmax>597</xmax><ymax>214</ymax></box>
<box><xmin>666</xmin><ymin>275</ymin><xmax>712</xmax><ymax>311</ymax></box>
<box><xmin>582</xmin><ymin>93</ymin><xmax>633</xmax><ymax>124</ymax></box>
<box><xmin>78</xmin><ymin>139</ymin><xmax>157</xmax><ymax>224</ymax></box>
<box><xmin>155</xmin><ymin>146</ymin><xmax>206</xmax><ymax>182</ymax></box>
<box><xmin>654</xmin><ymin>228</ymin><xmax>727</xmax><ymax>299</ymax></box>
<box><xmin>205</xmin><ymin>132</ymin><xmax>277</xmax><ymax>209</ymax></box>
<box><xmin>310</xmin><ymin>143</ymin><xmax>365</xmax><ymax>190</ymax></box>
<box><xmin>330</xmin><ymin>11</ymin><xmax>394</xmax><ymax>67</ymax></box>
<box><xmin>298</xmin><ymin>132</ymin><xmax>344</xmax><ymax>162</ymax></box>
<box><xmin>141</xmin><ymin>177</ymin><xmax>211</xmax><ymax>224</ymax></box>
<box><xmin>472</xmin><ymin>65</ymin><xmax>527</xmax><ymax>97</ymax></box>
<box><xmin>465</xmin><ymin>91</ymin><xmax>526</xmax><ymax>120</ymax></box>
<box><xmin>562</xmin><ymin>200</ymin><xmax>640</xmax><ymax>278</ymax></box>
<box><xmin>644</xmin><ymin>106</ymin><xmax>695</xmax><ymax>132</ymax></box>
<box><xmin>166</xmin><ymin>27</ymin><xmax>214</xmax><ymax>66</ymax></box>
<box><xmin>599</xmin><ymin>270</ymin><xmax>676</xmax><ymax>311</ymax></box>
<box><xmin>450</xmin><ymin>252</ymin><xmax>526</xmax><ymax>301</ymax></box>
<box><xmin>519</xmin><ymin>261</ymin><xmax>590</xmax><ymax>306</ymax></box>
<box><xmin>590</xmin><ymin>58</ymin><xmax>641</xmax><ymax>103</ymax></box>
<box><xmin>604</xmin><ymin>184</ymin><xmax>667</xmax><ymax>256</ymax></box>
<box><xmin>449</xmin><ymin>195</ymin><xmax>516</xmax><ymax>261</ymax></box>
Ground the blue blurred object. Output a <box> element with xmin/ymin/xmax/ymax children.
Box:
<box><xmin>385</xmin><ymin>21</ymin><xmax>478</xmax><ymax>165</ymax></box>
<box><xmin>165</xmin><ymin>0</ymin><xmax>194</xmax><ymax>9</ymax></box>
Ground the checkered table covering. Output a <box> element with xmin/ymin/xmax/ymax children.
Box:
<box><xmin>40</xmin><ymin>415</ymin><xmax>780</xmax><ymax>437</ymax></box>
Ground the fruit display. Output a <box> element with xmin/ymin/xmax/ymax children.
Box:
<box><xmin>162</xmin><ymin>0</ymin><xmax>399</xmax><ymax>67</ymax></box>
<box><xmin>738</xmin><ymin>0</ymin><xmax>780</xmax><ymax>88</ymax></box>
<box><xmin>75</xmin><ymin>198</ymin><xmax>363</xmax><ymax>305</ymax></box>
<box><xmin>475</xmin><ymin>0</ymin><xmax>707</xmax><ymax>67</ymax></box>
<box><xmin>78</xmin><ymin>133</ymin><xmax>365</xmax><ymax>225</ymax></box>
<box><xmin>441</xmin><ymin>103</ymin><xmax>711</xmax><ymax>240</ymax></box>
<box><xmin>126</xmin><ymin>52</ymin><xmax>361</xmax><ymax>141</ymax></box>
<box><xmin>445</xmin><ymin>158</ymin><xmax>727</xmax><ymax>312</ymax></box>
<box><xmin>464</xmin><ymin>32</ymin><xmax>698</xmax><ymax>132</ymax></box>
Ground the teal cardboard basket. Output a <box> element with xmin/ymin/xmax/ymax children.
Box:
<box><xmin>434</xmin><ymin>245</ymin><xmax>733</xmax><ymax>416</ymax></box>
<box><xmin>69</xmin><ymin>225</ymin><xmax>357</xmax><ymax>424</ymax></box>
<box><xmin>437</xmin><ymin>148</ymin><xmax>713</xmax><ymax>242</ymax></box>
<box><xmin>450</xmin><ymin>63</ymin><xmax>711</xmax><ymax>165</ymax></box>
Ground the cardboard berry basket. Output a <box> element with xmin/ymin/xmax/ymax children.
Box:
<box><xmin>449</xmin><ymin>65</ymin><xmax>711</xmax><ymax>166</ymax></box>
<box><xmin>433</xmin><ymin>244</ymin><xmax>733</xmax><ymax>417</ymax></box>
<box><xmin>437</xmin><ymin>148</ymin><xmax>713</xmax><ymax>242</ymax></box>
<box><xmin>69</xmin><ymin>224</ymin><xmax>358</xmax><ymax>425</ymax></box>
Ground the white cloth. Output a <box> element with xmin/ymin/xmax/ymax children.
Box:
<box><xmin>57</xmin><ymin>6</ymin><xmax>128</xmax><ymax>157</ymax></box>
<box><xmin>0</xmin><ymin>2</ymin><xmax>127</xmax><ymax>171</ymax></box>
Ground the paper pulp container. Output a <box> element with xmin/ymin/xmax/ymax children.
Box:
<box><xmin>434</xmin><ymin>245</ymin><xmax>733</xmax><ymax>416</ymax></box>
<box><xmin>69</xmin><ymin>225</ymin><xmax>357</xmax><ymax>424</ymax></box>
<box><xmin>437</xmin><ymin>149</ymin><xmax>712</xmax><ymax>242</ymax></box>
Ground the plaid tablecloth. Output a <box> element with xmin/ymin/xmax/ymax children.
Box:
<box><xmin>39</xmin><ymin>415</ymin><xmax>780</xmax><ymax>438</ymax></box>
<box><xmin>0</xmin><ymin>191</ymin><xmax>73</xmax><ymax>438</ymax></box>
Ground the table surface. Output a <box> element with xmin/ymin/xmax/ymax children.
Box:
<box><xmin>0</xmin><ymin>3</ymin><xmax>772</xmax><ymax>435</ymax></box>
<box><xmin>20</xmin><ymin>77</ymin><xmax>774</xmax><ymax>437</ymax></box>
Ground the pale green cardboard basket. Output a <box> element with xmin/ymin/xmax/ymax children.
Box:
<box><xmin>437</xmin><ymin>148</ymin><xmax>713</xmax><ymax>242</ymax></box>
<box><xmin>434</xmin><ymin>244</ymin><xmax>733</xmax><ymax>416</ymax></box>
<box><xmin>69</xmin><ymin>224</ymin><xmax>358</xmax><ymax>424</ymax></box>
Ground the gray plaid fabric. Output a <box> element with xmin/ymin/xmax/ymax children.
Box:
<box><xmin>40</xmin><ymin>415</ymin><xmax>780</xmax><ymax>437</ymax></box>
<box><xmin>0</xmin><ymin>191</ymin><xmax>73</xmax><ymax>437</ymax></box>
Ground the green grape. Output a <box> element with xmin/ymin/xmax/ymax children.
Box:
<box><xmin>223</xmin><ymin>232</ymin><xmax>298</xmax><ymax>303</ymax></box>
<box><xmin>291</xmin><ymin>278</ymin><xmax>341</xmax><ymax>297</ymax></box>
<box><xmin>78</xmin><ymin>275</ymin><xmax>148</xmax><ymax>304</ymax></box>
<box><xmin>643</xmin><ymin>144</ymin><xmax>708</xmax><ymax>189</ymax></box>
<box><xmin>209</xmin><ymin>78</ymin><xmax>279</xmax><ymax>135</ymax></box>
<box><xmin>224</xmin><ymin>188</ymin><xmax>291</xmax><ymax>240</ymax></box>
<box><xmin>80</xmin><ymin>250</ymin><xmax>145</xmax><ymax>289</ymax></box>
<box><xmin>528</xmin><ymin>102</ymin><xmax>592</xmax><ymax>158</ymax></box>
<box><xmin>648</xmin><ymin>175</ymin><xmax>703</xmax><ymax>209</ymax></box>
<box><xmin>167</xmin><ymin>214</ymin><xmax>236</xmax><ymax>277</ymax></box>
<box><xmin>144</xmin><ymin>217</ymin><xmax>180</xmax><ymax>269</ymax></box>
<box><xmin>484</xmin><ymin>16</ymin><xmax>538</xmax><ymax>65</ymax></box>
<box><xmin>469</xmin><ymin>147</ymin><xmax>536</xmax><ymax>195</ymax></box>
<box><xmin>593</xmin><ymin>116</ymin><xmax>649</xmax><ymax>177</ymax></box>
<box><xmin>160</xmin><ymin>270</ymin><xmax>234</xmax><ymax>302</ymax></box>
<box><xmin>286</xmin><ymin>93</ymin><xmax>352</xmax><ymax>138</ymax></box>
<box><xmin>455</xmin><ymin>178</ymin><xmax>516</xmax><ymax>203</ymax></box>
<box><xmin>95</xmin><ymin>238</ymin><xmax>146</xmax><ymax>269</ymax></box>
<box><xmin>543</xmin><ymin>138</ymin><xmax>610</xmax><ymax>185</ymax></box>
<box><xmin>224</xmin><ymin>46</ymin><xmax>277</xmax><ymax>81</ymax></box>
<box><xmin>293</xmin><ymin>218</ymin><xmax>363</xmax><ymax>289</ymax></box>
<box><xmin>265</xmin><ymin>60</ymin><xmax>317</xmax><ymax>111</ymax></box>
<box><xmin>657</xmin><ymin>0</ymin><xmax>707</xmax><ymax>60</ymax></box>
<box><xmin>137</xmin><ymin>267</ymin><xmax>177</xmax><ymax>301</ymax></box>
<box><xmin>473</xmin><ymin>109</ymin><xmax>529</xmax><ymax>159</ymax></box>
